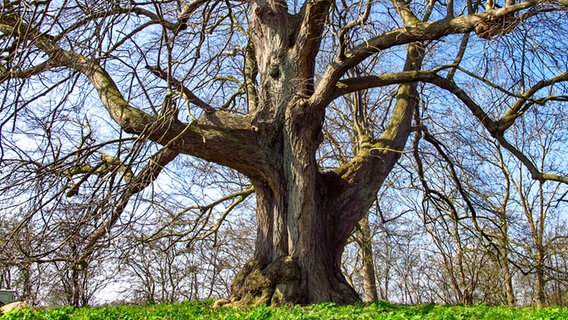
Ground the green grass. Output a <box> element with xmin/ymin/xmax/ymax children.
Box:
<box><xmin>2</xmin><ymin>300</ymin><xmax>567</xmax><ymax>320</ymax></box>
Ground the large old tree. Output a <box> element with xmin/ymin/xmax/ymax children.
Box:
<box><xmin>1</xmin><ymin>0</ymin><xmax>567</xmax><ymax>305</ymax></box>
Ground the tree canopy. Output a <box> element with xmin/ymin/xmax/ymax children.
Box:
<box><xmin>1</xmin><ymin>0</ymin><xmax>567</xmax><ymax>306</ymax></box>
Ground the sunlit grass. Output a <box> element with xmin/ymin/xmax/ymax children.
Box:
<box><xmin>1</xmin><ymin>300</ymin><xmax>567</xmax><ymax>319</ymax></box>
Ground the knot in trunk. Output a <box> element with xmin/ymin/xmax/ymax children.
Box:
<box><xmin>231</xmin><ymin>256</ymin><xmax>302</xmax><ymax>305</ymax></box>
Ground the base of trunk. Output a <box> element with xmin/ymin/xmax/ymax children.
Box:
<box><xmin>228</xmin><ymin>256</ymin><xmax>360</xmax><ymax>306</ymax></box>
<box><xmin>229</xmin><ymin>256</ymin><xmax>301</xmax><ymax>305</ymax></box>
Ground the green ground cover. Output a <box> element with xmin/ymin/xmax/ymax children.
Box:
<box><xmin>1</xmin><ymin>300</ymin><xmax>567</xmax><ymax>320</ymax></box>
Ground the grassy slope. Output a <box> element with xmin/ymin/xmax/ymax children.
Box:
<box><xmin>1</xmin><ymin>300</ymin><xmax>567</xmax><ymax>320</ymax></box>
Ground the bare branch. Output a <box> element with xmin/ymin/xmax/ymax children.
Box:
<box><xmin>78</xmin><ymin>147</ymin><xmax>179</xmax><ymax>264</ymax></box>
<box><xmin>146</xmin><ymin>65</ymin><xmax>217</xmax><ymax>113</ymax></box>
<box><xmin>0</xmin><ymin>15</ymin><xmax>266</xmax><ymax>178</ymax></box>
<box><xmin>310</xmin><ymin>0</ymin><xmax>541</xmax><ymax>109</ymax></box>
<box><xmin>425</xmin><ymin>74</ymin><xmax>568</xmax><ymax>185</ymax></box>
<box><xmin>497</xmin><ymin>72</ymin><xmax>568</xmax><ymax>131</ymax></box>
<box><xmin>495</xmin><ymin>134</ymin><xmax>568</xmax><ymax>184</ymax></box>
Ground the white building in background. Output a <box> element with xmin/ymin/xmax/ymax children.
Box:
<box><xmin>0</xmin><ymin>290</ymin><xmax>15</xmax><ymax>306</ymax></box>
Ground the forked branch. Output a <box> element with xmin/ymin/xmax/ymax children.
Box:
<box><xmin>146</xmin><ymin>65</ymin><xmax>217</xmax><ymax>114</ymax></box>
<box><xmin>427</xmin><ymin>74</ymin><xmax>568</xmax><ymax>185</ymax></box>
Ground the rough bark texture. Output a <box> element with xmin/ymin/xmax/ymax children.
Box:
<box><xmin>222</xmin><ymin>0</ymin><xmax>360</xmax><ymax>304</ymax></box>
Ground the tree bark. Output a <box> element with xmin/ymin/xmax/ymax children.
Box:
<box><xmin>498</xmin><ymin>209</ymin><xmax>516</xmax><ymax>307</ymax></box>
<box><xmin>503</xmin><ymin>259</ymin><xmax>516</xmax><ymax>307</ymax></box>
<box><xmin>356</xmin><ymin>216</ymin><xmax>379</xmax><ymax>302</ymax></box>
<box><xmin>535</xmin><ymin>248</ymin><xmax>546</xmax><ymax>308</ymax></box>
<box><xmin>230</xmin><ymin>177</ymin><xmax>362</xmax><ymax>305</ymax></box>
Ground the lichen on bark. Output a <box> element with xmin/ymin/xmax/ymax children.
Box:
<box><xmin>230</xmin><ymin>256</ymin><xmax>301</xmax><ymax>306</ymax></box>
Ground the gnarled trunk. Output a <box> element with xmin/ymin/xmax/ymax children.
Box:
<box><xmin>227</xmin><ymin>40</ymin><xmax>424</xmax><ymax>304</ymax></box>
<box><xmin>225</xmin><ymin>0</ymin><xmax>362</xmax><ymax>304</ymax></box>
<box><xmin>231</xmin><ymin>178</ymin><xmax>361</xmax><ymax>305</ymax></box>
<box><xmin>230</xmin><ymin>103</ymin><xmax>364</xmax><ymax>305</ymax></box>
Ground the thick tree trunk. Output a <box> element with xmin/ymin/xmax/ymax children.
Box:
<box><xmin>230</xmin><ymin>175</ymin><xmax>361</xmax><ymax>305</ymax></box>
<box><xmin>229</xmin><ymin>96</ymin><xmax>363</xmax><ymax>304</ymax></box>
<box><xmin>221</xmin><ymin>0</ymin><xmax>424</xmax><ymax>305</ymax></box>
<box><xmin>228</xmin><ymin>47</ymin><xmax>423</xmax><ymax>305</ymax></box>
<box><xmin>225</xmin><ymin>0</ymin><xmax>361</xmax><ymax>305</ymax></box>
